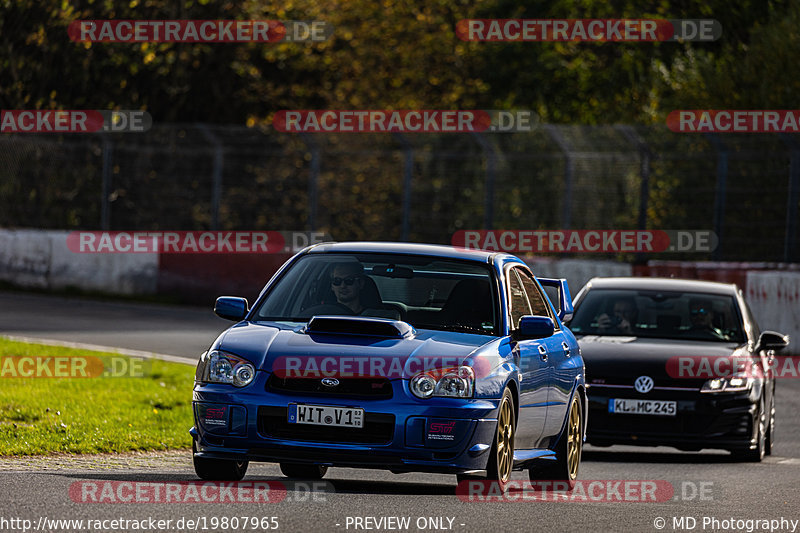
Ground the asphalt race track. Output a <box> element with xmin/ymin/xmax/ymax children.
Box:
<box><xmin>1</xmin><ymin>291</ymin><xmax>799</xmax><ymax>532</ymax></box>
<box><xmin>0</xmin><ymin>291</ymin><xmax>229</xmax><ymax>360</ymax></box>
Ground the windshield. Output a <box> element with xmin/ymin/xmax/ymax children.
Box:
<box><xmin>252</xmin><ymin>253</ymin><xmax>498</xmax><ymax>336</ymax></box>
<box><xmin>570</xmin><ymin>288</ymin><xmax>744</xmax><ymax>343</ymax></box>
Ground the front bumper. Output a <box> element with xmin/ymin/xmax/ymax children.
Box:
<box><xmin>586</xmin><ymin>386</ymin><xmax>758</xmax><ymax>452</ymax></box>
<box><xmin>191</xmin><ymin>372</ymin><xmax>501</xmax><ymax>474</ymax></box>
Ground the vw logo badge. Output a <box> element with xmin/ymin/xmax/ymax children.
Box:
<box><xmin>634</xmin><ymin>376</ymin><xmax>654</xmax><ymax>394</ymax></box>
<box><xmin>321</xmin><ymin>377</ymin><xmax>340</xmax><ymax>388</ymax></box>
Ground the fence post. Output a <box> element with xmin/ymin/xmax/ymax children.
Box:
<box><xmin>392</xmin><ymin>133</ymin><xmax>414</xmax><ymax>241</ymax></box>
<box><xmin>471</xmin><ymin>132</ymin><xmax>496</xmax><ymax>230</ymax></box>
<box><xmin>300</xmin><ymin>133</ymin><xmax>320</xmax><ymax>231</ymax></box>
<box><xmin>544</xmin><ymin>125</ymin><xmax>574</xmax><ymax>229</ymax></box>
<box><xmin>100</xmin><ymin>135</ymin><xmax>113</xmax><ymax>230</ymax></box>
<box><xmin>615</xmin><ymin>125</ymin><xmax>651</xmax><ymax>262</ymax></box>
<box><xmin>614</xmin><ymin>125</ymin><xmax>651</xmax><ymax>230</ymax></box>
<box><xmin>197</xmin><ymin>124</ymin><xmax>224</xmax><ymax>230</ymax></box>
<box><xmin>705</xmin><ymin>133</ymin><xmax>728</xmax><ymax>261</ymax></box>
<box><xmin>779</xmin><ymin>134</ymin><xmax>800</xmax><ymax>263</ymax></box>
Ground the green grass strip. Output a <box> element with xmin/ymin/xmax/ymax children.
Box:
<box><xmin>0</xmin><ymin>339</ymin><xmax>195</xmax><ymax>455</ymax></box>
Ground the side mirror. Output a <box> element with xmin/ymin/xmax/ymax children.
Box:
<box><xmin>757</xmin><ymin>330</ymin><xmax>790</xmax><ymax>352</ymax></box>
<box><xmin>214</xmin><ymin>296</ymin><xmax>249</xmax><ymax>321</ymax></box>
<box><xmin>517</xmin><ymin>315</ymin><xmax>555</xmax><ymax>340</ymax></box>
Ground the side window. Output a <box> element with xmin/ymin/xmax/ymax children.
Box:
<box><xmin>518</xmin><ymin>269</ymin><xmax>552</xmax><ymax>319</ymax></box>
<box><xmin>508</xmin><ymin>269</ymin><xmax>531</xmax><ymax>330</ymax></box>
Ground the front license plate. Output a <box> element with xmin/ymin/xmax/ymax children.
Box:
<box><xmin>609</xmin><ymin>399</ymin><xmax>677</xmax><ymax>416</ymax></box>
<box><xmin>288</xmin><ymin>404</ymin><xmax>364</xmax><ymax>428</ymax></box>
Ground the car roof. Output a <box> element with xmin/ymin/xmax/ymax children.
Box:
<box><xmin>305</xmin><ymin>241</ymin><xmax>517</xmax><ymax>263</ymax></box>
<box><xmin>584</xmin><ymin>276</ymin><xmax>739</xmax><ymax>296</ymax></box>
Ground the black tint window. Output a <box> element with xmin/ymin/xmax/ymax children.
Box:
<box><xmin>517</xmin><ymin>269</ymin><xmax>551</xmax><ymax>317</ymax></box>
<box><xmin>508</xmin><ymin>270</ymin><xmax>531</xmax><ymax>329</ymax></box>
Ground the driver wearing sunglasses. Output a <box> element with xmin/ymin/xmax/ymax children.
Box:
<box><xmin>688</xmin><ymin>298</ymin><xmax>724</xmax><ymax>339</ymax></box>
<box><xmin>330</xmin><ymin>262</ymin><xmax>366</xmax><ymax>314</ymax></box>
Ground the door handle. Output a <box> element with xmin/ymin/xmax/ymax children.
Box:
<box><xmin>562</xmin><ymin>342</ymin><xmax>571</xmax><ymax>357</ymax></box>
<box><xmin>538</xmin><ymin>344</ymin><xmax>548</xmax><ymax>362</ymax></box>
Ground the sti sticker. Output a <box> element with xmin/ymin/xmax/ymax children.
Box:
<box><xmin>202</xmin><ymin>405</ymin><xmax>228</xmax><ymax>427</ymax></box>
<box><xmin>426</xmin><ymin>420</ymin><xmax>457</xmax><ymax>441</ymax></box>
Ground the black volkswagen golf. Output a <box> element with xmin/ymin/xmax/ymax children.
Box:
<box><xmin>569</xmin><ymin>277</ymin><xmax>790</xmax><ymax>461</ymax></box>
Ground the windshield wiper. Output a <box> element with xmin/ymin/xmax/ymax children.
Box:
<box><xmin>414</xmin><ymin>323</ymin><xmax>492</xmax><ymax>335</ymax></box>
<box><xmin>411</xmin><ymin>323</ymin><xmax>447</xmax><ymax>332</ymax></box>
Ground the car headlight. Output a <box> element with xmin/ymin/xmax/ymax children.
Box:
<box><xmin>701</xmin><ymin>374</ymin><xmax>753</xmax><ymax>393</ymax></box>
<box><xmin>199</xmin><ymin>350</ymin><xmax>256</xmax><ymax>387</ymax></box>
<box><xmin>410</xmin><ymin>366</ymin><xmax>474</xmax><ymax>399</ymax></box>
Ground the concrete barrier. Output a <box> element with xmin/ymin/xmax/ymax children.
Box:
<box><xmin>0</xmin><ymin>229</ymin><xmax>52</xmax><ymax>288</ymax></box>
<box><xmin>48</xmin><ymin>231</ymin><xmax>157</xmax><ymax>294</ymax></box>
<box><xmin>157</xmin><ymin>252</ymin><xmax>293</xmax><ymax>305</ymax></box>
<box><xmin>635</xmin><ymin>260</ymin><xmax>800</xmax><ymax>289</ymax></box>
<box><xmin>0</xmin><ymin>229</ymin><xmax>158</xmax><ymax>295</ymax></box>
<box><xmin>746</xmin><ymin>271</ymin><xmax>800</xmax><ymax>355</ymax></box>
<box><xmin>525</xmin><ymin>257</ymin><xmax>633</xmax><ymax>298</ymax></box>
<box><xmin>0</xmin><ymin>228</ymin><xmax>798</xmax><ymax>354</ymax></box>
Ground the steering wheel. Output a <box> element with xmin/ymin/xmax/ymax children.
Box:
<box><xmin>689</xmin><ymin>325</ymin><xmax>726</xmax><ymax>340</ymax></box>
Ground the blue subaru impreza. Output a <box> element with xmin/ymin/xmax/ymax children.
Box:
<box><xmin>191</xmin><ymin>242</ymin><xmax>585</xmax><ymax>488</ymax></box>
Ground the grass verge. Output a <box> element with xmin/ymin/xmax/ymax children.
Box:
<box><xmin>0</xmin><ymin>339</ymin><xmax>194</xmax><ymax>455</ymax></box>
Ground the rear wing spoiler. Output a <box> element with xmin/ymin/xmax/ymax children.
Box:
<box><xmin>536</xmin><ymin>277</ymin><xmax>573</xmax><ymax>323</ymax></box>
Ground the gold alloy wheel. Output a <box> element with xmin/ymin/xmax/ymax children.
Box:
<box><xmin>496</xmin><ymin>395</ymin><xmax>514</xmax><ymax>482</ymax></box>
<box><xmin>566</xmin><ymin>397</ymin><xmax>582</xmax><ymax>480</ymax></box>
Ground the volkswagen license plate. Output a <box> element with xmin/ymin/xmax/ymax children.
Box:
<box><xmin>609</xmin><ymin>399</ymin><xmax>676</xmax><ymax>416</ymax></box>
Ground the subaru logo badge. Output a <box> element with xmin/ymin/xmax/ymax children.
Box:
<box><xmin>634</xmin><ymin>376</ymin><xmax>654</xmax><ymax>394</ymax></box>
<box><xmin>321</xmin><ymin>378</ymin><xmax>340</xmax><ymax>387</ymax></box>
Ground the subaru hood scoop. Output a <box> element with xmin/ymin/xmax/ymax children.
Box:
<box><xmin>302</xmin><ymin>315</ymin><xmax>415</xmax><ymax>339</ymax></box>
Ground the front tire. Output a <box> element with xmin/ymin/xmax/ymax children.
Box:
<box><xmin>733</xmin><ymin>395</ymin><xmax>766</xmax><ymax>462</ymax></box>
<box><xmin>193</xmin><ymin>442</ymin><xmax>248</xmax><ymax>481</ymax></box>
<box><xmin>280</xmin><ymin>463</ymin><xmax>328</xmax><ymax>479</ymax></box>
<box><xmin>484</xmin><ymin>388</ymin><xmax>515</xmax><ymax>491</ymax></box>
<box><xmin>765</xmin><ymin>395</ymin><xmax>775</xmax><ymax>456</ymax></box>
<box><xmin>530</xmin><ymin>392</ymin><xmax>583</xmax><ymax>490</ymax></box>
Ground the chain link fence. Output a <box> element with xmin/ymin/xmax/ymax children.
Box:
<box><xmin>0</xmin><ymin>124</ymin><xmax>798</xmax><ymax>262</ymax></box>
